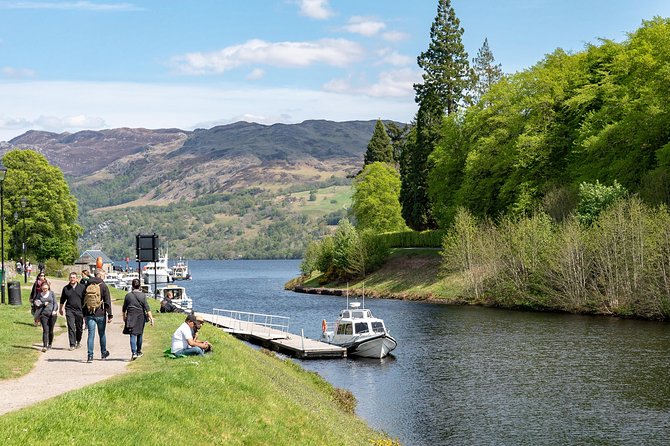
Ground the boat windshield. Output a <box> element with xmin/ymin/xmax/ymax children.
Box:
<box><xmin>371</xmin><ymin>321</ymin><xmax>385</xmax><ymax>333</ymax></box>
<box><xmin>336</xmin><ymin>323</ymin><xmax>353</xmax><ymax>335</ymax></box>
<box><xmin>354</xmin><ymin>322</ymin><xmax>369</xmax><ymax>334</ymax></box>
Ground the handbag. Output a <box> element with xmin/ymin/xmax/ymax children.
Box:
<box><xmin>123</xmin><ymin>323</ymin><xmax>131</xmax><ymax>335</ymax></box>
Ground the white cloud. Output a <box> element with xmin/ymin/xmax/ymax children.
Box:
<box><xmin>297</xmin><ymin>0</ymin><xmax>333</xmax><ymax>20</ymax></box>
<box><xmin>376</xmin><ymin>49</ymin><xmax>413</xmax><ymax>67</ymax></box>
<box><xmin>246</xmin><ymin>68</ymin><xmax>265</xmax><ymax>80</ymax></box>
<box><xmin>2</xmin><ymin>66</ymin><xmax>36</xmax><ymax>78</ymax></box>
<box><xmin>342</xmin><ymin>16</ymin><xmax>386</xmax><ymax>37</ymax></box>
<box><xmin>0</xmin><ymin>80</ymin><xmax>417</xmax><ymax>141</ymax></box>
<box><xmin>0</xmin><ymin>1</ymin><xmax>140</xmax><ymax>11</ymax></box>
<box><xmin>382</xmin><ymin>31</ymin><xmax>410</xmax><ymax>42</ymax></box>
<box><xmin>172</xmin><ymin>38</ymin><xmax>365</xmax><ymax>74</ymax></box>
<box><xmin>324</xmin><ymin>68</ymin><xmax>420</xmax><ymax>98</ymax></box>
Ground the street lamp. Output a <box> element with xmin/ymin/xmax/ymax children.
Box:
<box><xmin>0</xmin><ymin>162</ymin><xmax>6</xmax><ymax>304</ymax></box>
<box><xmin>20</xmin><ymin>197</ymin><xmax>27</xmax><ymax>284</ymax></box>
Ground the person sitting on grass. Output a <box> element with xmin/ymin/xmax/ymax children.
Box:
<box><xmin>171</xmin><ymin>314</ymin><xmax>211</xmax><ymax>356</ymax></box>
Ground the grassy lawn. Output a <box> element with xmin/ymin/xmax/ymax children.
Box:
<box><xmin>0</xmin><ymin>288</ymin><xmax>395</xmax><ymax>445</ymax></box>
<box><xmin>291</xmin><ymin>185</ymin><xmax>352</xmax><ymax>218</ymax></box>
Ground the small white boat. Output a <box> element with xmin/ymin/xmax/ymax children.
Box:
<box><xmin>320</xmin><ymin>301</ymin><xmax>397</xmax><ymax>358</ymax></box>
<box><xmin>156</xmin><ymin>284</ymin><xmax>193</xmax><ymax>311</ymax></box>
<box><xmin>172</xmin><ymin>257</ymin><xmax>191</xmax><ymax>280</ymax></box>
<box><xmin>142</xmin><ymin>252</ymin><xmax>173</xmax><ymax>290</ymax></box>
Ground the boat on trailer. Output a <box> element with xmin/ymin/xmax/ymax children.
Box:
<box><xmin>320</xmin><ymin>301</ymin><xmax>397</xmax><ymax>358</ymax></box>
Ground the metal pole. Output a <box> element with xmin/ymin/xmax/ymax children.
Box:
<box><xmin>22</xmin><ymin>210</ymin><xmax>27</xmax><ymax>284</ymax></box>
<box><xmin>0</xmin><ymin>182</ymin><xmax>4</xmax><ymax>305</ymax></box>
<box><xmin>21</xmin><ymin>196</ymin><xmax>26</xmax><ymax>283</ymax></box>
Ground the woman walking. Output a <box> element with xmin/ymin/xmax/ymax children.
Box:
<box><xmin>29</xmin><ymin>271</ymin><xmax>50</xmax><ymax>319</ymax></box>
<box><xmin>122</xmin><ymin>279</ymin><xmax>154</xmax><ymax>360</ymax></box>
<box><xmin>33</xmin><ymin>281</ymin><xmax>58</xmax><ymax>352</ymax></box>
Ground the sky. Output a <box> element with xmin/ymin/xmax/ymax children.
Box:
<box><xmin>0</xmin><ymin>0</ymin><xmax>669</xmax><ymax>141</ymax></box>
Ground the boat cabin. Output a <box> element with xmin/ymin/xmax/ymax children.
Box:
<box><xmin>336</xmin><ymin>305</ymin><xmax>388</xmax><ymax>336</ymax></box>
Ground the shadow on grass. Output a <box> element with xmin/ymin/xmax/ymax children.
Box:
<box><xmin>14</xmin><ymin>321</ymin><xmax>37</xmax><ymax>327</ymax></box>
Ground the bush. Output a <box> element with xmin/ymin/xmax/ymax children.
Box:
<box><xmin>44</xmin><ymin>258</ymin><xmax>65</xmax><ymax>278</ymax></box>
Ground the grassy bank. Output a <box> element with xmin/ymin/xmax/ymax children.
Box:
<box><xmin>299</xmin><ymin>249</ymin><xmax>464</xmax><ymax>302</ymax></box>
<box><xmin>0</xmin><ymin>292</ymin><xmax>394</xmax><ymax>445</ymax></box>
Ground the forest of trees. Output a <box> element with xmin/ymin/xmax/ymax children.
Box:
<box><xmin>300</xmin><ymin>1</ymin><xmax>670</xmax><ymax>319</ymax></box>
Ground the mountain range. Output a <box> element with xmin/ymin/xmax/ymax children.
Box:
<box><xmin>0</xmin><ymin>120</ymin><xmax>389</xmax><ymax>258</ymax></box>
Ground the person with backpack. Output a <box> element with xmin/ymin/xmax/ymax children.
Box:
<box><xmin>83</xmin><ymin>269</ymin><xmax>113</xmax><ymax>363</ymax></box>
<box><xmin>122</xmin><ymin>278</ymin><xmax>154</xmax><ymax>360</ymax></box>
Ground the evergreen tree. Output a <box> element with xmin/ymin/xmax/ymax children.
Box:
<box><xmin>364</xmin><ymin>119</ymin><xmax>394</xmax><ymax>166</ymax></box>
<box><xmin>472</xmin><ymin>37</ymin><xmax>503</xmax><ymax>104</ymax></box>
<box><xmin>414</xmin><ymin>0</ymin><xmax>472</xmax><ymax>115</ymax></box>
<box><xmin>385</xmin><ymin>121</ymin><xmax>409</xmax><ymax>169</ymax></box>
<box><xmin>401</xmin><ymin>0</ymin><xmax>470</xmax><ymax>230</ymax></box>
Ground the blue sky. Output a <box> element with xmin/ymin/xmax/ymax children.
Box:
<box><xmin>0</xmin><ymin>0</ymin><xmax>668</xmax><ymax>141</ymax></box>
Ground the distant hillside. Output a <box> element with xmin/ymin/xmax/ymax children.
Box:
<box><xmin>1</xmin><ymin>119</ymin><xmax>400</xmax><ymax>259</ymax></box>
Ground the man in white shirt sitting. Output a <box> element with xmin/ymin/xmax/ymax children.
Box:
<box><xmin>171</xmin><ymin>314</ymin><xmax>210</xmax><ymax>356</ymax></box>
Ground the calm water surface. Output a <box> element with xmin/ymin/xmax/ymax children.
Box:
<box><xmin>180</xmin><ymin>260</ymin><xmax>670</xmax><ymax>445</ymax></box>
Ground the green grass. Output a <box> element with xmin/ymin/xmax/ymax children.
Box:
<box><xmin>303</xmin><ymin>250</ymin><xmax>466</xmax><ymax>302</ymax></box>
<box><xmin>0</xmin><ymin>290</ymin><xmax>394</xmax><ymax>445</ymax></box>
<box><xmin>292</xmin><ymin>185</ymin><xmax>352</xmax><ymax>217</ymax></box>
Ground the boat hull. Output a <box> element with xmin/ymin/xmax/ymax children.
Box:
<box><xmin>349</xmin><ymin>335</ymin><xmax>397</xmax><ymax>358</ymax></box>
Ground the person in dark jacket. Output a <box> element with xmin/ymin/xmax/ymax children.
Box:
<box><xmin>30</xmin><ymin>271</ymin><xmax>50</xmax><ymax>318</ymax></box>
<box><xmin>59</xmin><ymin>271</ymin><xmax>85</xmax><ymax>350</ymax></box>
<box><xmin>122</xmin><ymin>278</ymin><xmax>154</xmax><ymax>360</ymax></box>
<box><xmin>83</xmin><ymin>270</ymin><xmax>113</xmax><ymax>363</ymax></box>
<box><xmin>33</xmin><ymin>281</ymin><xmax>58</xmax><ymax>352</ymax></box>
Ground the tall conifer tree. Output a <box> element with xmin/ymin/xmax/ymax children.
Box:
<box><xmin>401</xmin><ymin>0</ymin><xmax>470</xmax><ymax>230</ymax></box>
<box><xmin>472</xmin><ymin>37</ymin><xmax>503</xmax><ymax>104</ymax></box>
<box><xmin>364</xmin><ymin>119</ymin><xmax>394</xmax><ymax>166</ymax></box>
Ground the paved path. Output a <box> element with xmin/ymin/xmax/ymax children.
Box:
<box><xmin>0</xmin><ymin>279</ymin><xmax>133</xmax><ymax>415</ymax></box>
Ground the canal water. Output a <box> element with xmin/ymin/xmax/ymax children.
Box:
<box><xmin>180</xmin><ymin>259</ymin><xmax>670</xmax><ymax>445</ymax></box>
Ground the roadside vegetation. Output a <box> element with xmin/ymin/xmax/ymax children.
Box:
<box><xmin>0</xmin><ymin>294</ymin><xmax>395</xmax><ymax>445</ymax></box>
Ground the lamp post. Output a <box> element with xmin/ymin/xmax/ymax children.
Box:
<box><xmin>20</xmin><ymin>196</ymin><xmax>27</xmax><ymax>284</ymax></box>
<box><xmin>0</xmin><ymin>163</ymin><xmax>6</xmax><ymax>304</ymax></box>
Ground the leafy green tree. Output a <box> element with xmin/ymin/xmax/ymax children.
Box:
<box><xmin>332</xmin><ymin>218</ymin><xmax>360</xmax><ymax>279</ymax></box>
<box><xmin>472</xmin><ymin>37</ymin><xmax>503</xmax><ymax>104</ymax></box>
<box><xmin>2</xmin><ymin>149</ymin><xmax>81</xmax><ymax>263</ymax></box>
<box><xmin>352</xmin><ymin>162</ymin><xmax>407</xmax><ymax>233</ymax></box>
<box><xmin>364</xmin><ymin>119</ymin><xmax>393</xmax><ymax>166</ymax></box>
<box><xmin>576</xmin><ymin>180</ymin><xmax>628</xmax><ymax>225</ymax></box>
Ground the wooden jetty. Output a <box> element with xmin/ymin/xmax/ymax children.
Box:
<box><xmin>198</xmin><ymin>309</ymin><xmax>346</xmax><ymax>359</ymax></box>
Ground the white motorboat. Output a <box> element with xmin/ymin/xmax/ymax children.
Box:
<box><xmin>156</xmin><ymin>284</ymin><xmax>193</xmax><ymax>311</ymax></box>
<box><xmin>320</xmin><ymin>301</ymin><xmax>397</xmax><ymax>358</ymax></box>
<box><xmin>142</xmin><ymin>253</ymin><xmax>173</xmax><ymax>291</ymax></box>
<box><xmin>172</xmin><ymin>257</ymin><xmax>191</xmax><ymax>280</ymax></box>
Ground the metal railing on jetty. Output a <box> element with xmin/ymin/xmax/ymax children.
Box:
<box><xmin>212</xmin><ymin>308</ymin><xmax>290</xmax><ymax>340</ymax></box>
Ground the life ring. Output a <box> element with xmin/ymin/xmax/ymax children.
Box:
<box><xmin>321</xmin><ymin>319</ymin><xmax>327</xmax><ymax>333</ymax></box>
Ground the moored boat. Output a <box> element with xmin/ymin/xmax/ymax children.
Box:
<box><xmin>320</xmin><ymin>301</ymin><xmax>397</xmax><ymax>358</ymax></box>
<box><xmin>172</xmin><ymin>257</ymin><xmax>191</xmax><ymax>280</ymax></box>
<box><xmin>155</xmin><ymin>284</ymin><xmax>193</xmax><ymax>311</ymax></box>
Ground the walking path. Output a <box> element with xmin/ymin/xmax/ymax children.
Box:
<box><xmin>0</xmin><ymin>279</ymin><xmax>132</xmax><ymax>416</ymax></box>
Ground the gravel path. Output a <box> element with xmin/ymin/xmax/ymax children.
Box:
<box><xmin>0</xmin><ymin>279</ymin><xmax>134</xmax><ymax>415</ymax></box>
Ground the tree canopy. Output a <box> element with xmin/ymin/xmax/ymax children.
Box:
<box><xmin>352</xmin><ymin>162</ymin><xmax>407</xmax><ymax>233</ymax></box>
<box><xmin>2</xmin><ymin>149</ymin><xmax>81</xmax><ymax>263</ymax></box>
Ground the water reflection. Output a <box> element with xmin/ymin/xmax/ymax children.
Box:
<box><xmin>184</xmin><ymin>260</ymin><xmax>670</xmax><ymax>445</ymax></box>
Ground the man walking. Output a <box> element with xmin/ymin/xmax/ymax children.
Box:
<box><xmin>59</xmin><ymin>272</ymin><xmax>85</xmax><ymax>350</ymax></box>
<box><xmin>83</xmin><ymin>270</ymin><xmax>113</xmax><ymax>363</ymax></box>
